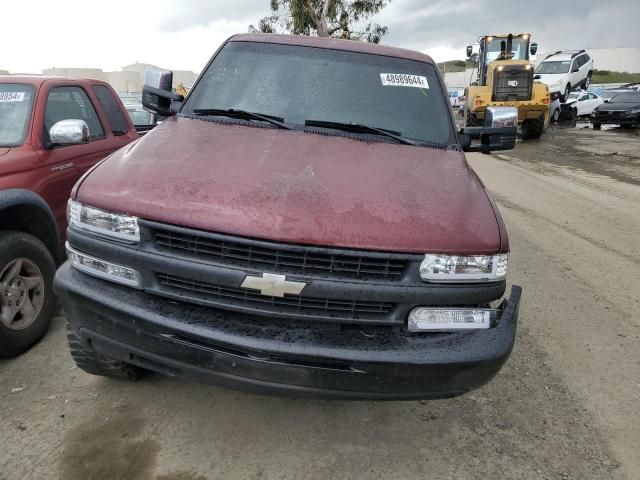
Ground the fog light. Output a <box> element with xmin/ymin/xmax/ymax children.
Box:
<box><xmin>67</xmin><ymin>243</ymin><xmax>141</xmax><ymax>287</ymax></box>
<box><xmin>408</xmin><ymin>308</ymin><xmax>496</xmax><ymax>332</ymax></box>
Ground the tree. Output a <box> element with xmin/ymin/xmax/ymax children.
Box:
<box><xmin>249</xmin><ymin>0</ymin><xmax>390</xmax><ymax>44</ymax></box>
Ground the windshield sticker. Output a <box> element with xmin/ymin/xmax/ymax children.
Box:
<box><xmin>0</xmin><ymin>92</ymin><xmax>26</xmax><ymax>102</ymax></box>
<box><xmin>380</xmin><ymin>73</ymin><xmax>429</xmax><ymax>89</ymax></box>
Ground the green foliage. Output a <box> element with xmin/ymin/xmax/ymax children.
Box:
<box><xmin>249</xmin><ymin>0</ymin><xmax>390</xmax><ymax>43</ymax></box>
<box><xmin>592</xmin><ymin>70</ymin><xmax>640</xmax><ymax>84</ymax></box>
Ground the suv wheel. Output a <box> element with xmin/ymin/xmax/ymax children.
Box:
<box><xmin>562</xmin><ymin>84</ymin><xmax>571</xmax><ymax>102</ymax></box>
<box><xmin>552</xmin><ymin>108</ymin><xmax>560</xmax><ymax>122</ymax></box>
<box><xmin>67</xmin><ymin>323</ymin><xmax>146</xmax><ymax>381</ymax></box>
<box><xmin>584</xmin><ymin>73</ymin><xmax>591</xmax><ymax>90</ymax></box>
<box><xmin>0</xmin><ymin>232</ymin><xmax>56</xmax><ymax>358</ymax></box>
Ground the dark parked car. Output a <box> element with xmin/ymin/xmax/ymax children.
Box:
<box><xmin>55</xmin><ymin>34</ymin><xmax>521</xmax><ymax>400</ymax></box>
<box><xmin>591</xmin><ymin>91</ymin><xmax>640</xmax><ymax>130</ymax></box>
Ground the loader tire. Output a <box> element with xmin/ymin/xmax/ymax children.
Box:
<box><xmin>522</xmin><ymin>116</ymin><xmax>545</xmax><ymax>140</ymax></box>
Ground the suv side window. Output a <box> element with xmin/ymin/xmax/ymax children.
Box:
<box><xmin>92</xmin><ymin>85</ymin><xmax>129</xmax><ymax>135</ymax></box>
<box><xmin>583</xmin><ymin>54</ymin><xmax>591</xmax><ymax>63</ymax></box>
<box><xmin>45</xmin><ymin>86</ymin><xmax>104</xmax><ymax>140</ymax></box>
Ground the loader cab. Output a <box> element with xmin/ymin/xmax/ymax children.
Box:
<box><xmin>468</xmin><ymin>34</ymin><xmax>536</xmax><ymax>86</ymax></box>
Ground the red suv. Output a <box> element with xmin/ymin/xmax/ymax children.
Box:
<box><xmin>55</xmin><ymin>35</ymin><xmax>521</xmax><ymax>399</ymax></box>
<box><xmin>0</xmin><ymin>76</ymin><xmax>138</xmax><ymax>357</ymax></box>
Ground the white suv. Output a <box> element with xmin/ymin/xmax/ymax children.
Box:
<box><xmin>534</xmin><ymin>50</ymin><xmax>593</xmax><ymax>101</ymax></box>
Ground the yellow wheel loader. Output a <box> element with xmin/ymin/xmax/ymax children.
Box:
<box><xmin>464</xmin><ymin>33</ymin><xmax>550</xmax><ymax>139</ymax></box>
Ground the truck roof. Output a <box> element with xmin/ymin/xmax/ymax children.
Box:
<box><xmin>229</xmin><ymin>33</ymin><xmax>435</xmax><ymax>64</ymax></box>
<box><xmin>0</xmin><ymin>75</ymin><xmax>111</xmax><ymax>87</ymax></box>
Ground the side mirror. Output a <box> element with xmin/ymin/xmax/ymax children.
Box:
<box><xmin>466</xmin><ymin>46</ymin><xmax>473</xmax><ymax>58</ymax></box>
<box><xmin>459</xmin><ymin>106</ymin><xmax>518</xmax><ymax>153</ymax></box>
<box><xmin>530</xmin><ymin>42</ymin><xmax>538</xmax><ymax>56</ymax></box>
<box><xmin>142</xmin><ymin>68</ymin><xmax>184</xmax><ymax>116</ymax></box>
<box><xmin>49</xmin><ymin>119</ymin><xmax>89</xmax><ymax>145</ymax></box>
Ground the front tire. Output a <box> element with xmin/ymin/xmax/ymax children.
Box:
<box><xmin>67</xmin><ymin>323</ymin><xmax>146</xmax><ymax>381</ymax></box>
<box><xmin>561</xmin><ymin>84</ymin><xmax>571</xmax><ymax>102</ymax></box>
<box><xmin>0</xmin><ymin>232</ymin><xmax>56</xmax><ymax>358</ymax></box>
<box><xmin>522</xmin><ymin>115</ymin><xmax>545</xmax><ymax>139</ymax></box>
<box><xmin>584</xmin><ymin>73</ymin><xmax>591</xmax><ymax>90</ymax></box>
<box><xmin>552</xmin><ymin>108</ymin><xmax>560</xmax><ymax>122</ymax></box>
<box><xmin>592</xmin><ymin>123</ymin><xmax>601</xmax><ymax>130</ymax></box>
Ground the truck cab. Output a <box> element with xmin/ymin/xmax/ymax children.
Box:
<box><xmin>54</xmin><ymin>34</ymin><xmax>522</xmax><ymax>399</ymax></box>
<box><xmin>0</xmin><ymin>76</ymin><xmax>138</xmax><ymax>357</ymax></box>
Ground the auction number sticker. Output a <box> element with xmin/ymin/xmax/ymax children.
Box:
<box><xmin>0</xmin><ymin>92</ymin><xmax>26</xmax><ymax>102</ymax></box>
<box><xmin>380</xmin><ymin>73</ymin><xmax>429</xmax><ymax>89</ymax></box>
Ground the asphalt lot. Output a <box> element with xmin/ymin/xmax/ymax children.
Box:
<box><xmin>1</xmin><ymin>124</ymin><xmax>639</xmax><ymax>480</ymax></box>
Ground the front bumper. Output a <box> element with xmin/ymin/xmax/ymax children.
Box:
<box><xmin>55</xmin><ymin>263</ymin><xmax>522</xmax><ymax>400</ymax></box>
<box><xmin>591</xmin><ymin>113</ymin><xmax>640</xmax><ymax>126</ymax></box>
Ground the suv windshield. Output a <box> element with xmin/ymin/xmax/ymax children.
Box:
<box><xmin>182</xmin><ymin>41</ymin><xmax>455</xmax><ymax>146</ymax></box>
<box><xmin>0</xmin><ymin>83</ymin><xmax>36</xmax><ymax>147</ymax></box>
<box><xmin>535</xmin><ymin>61</ymin><xmax>571</xmax><ymax>74</ymax></box>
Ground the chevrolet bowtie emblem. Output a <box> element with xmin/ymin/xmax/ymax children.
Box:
<box><xmin>240</xmin><ymin>273</ymin><xmax>306</xmax><ymax>298</ymax></box>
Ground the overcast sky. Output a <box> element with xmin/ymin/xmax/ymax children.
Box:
<box><xmin>2</xmin><ymin>0</ymin><xmax>639</xmax><ymax>73</ymax></box>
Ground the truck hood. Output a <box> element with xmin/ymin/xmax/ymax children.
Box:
<box><xmin>77</xmin><ymin>116</ymin><xmax>501</xmax><ymax>254</ymax></box>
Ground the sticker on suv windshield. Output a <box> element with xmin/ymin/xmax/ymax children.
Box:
<box><xmin>380</xmin><ymin>73</ymin><xmax>429</xmax><ymax>89</ymax></box>
<box><xmin>0</xmin><ymin>92</ymin><xmax>26</xmax><ymax>102</ymax></box>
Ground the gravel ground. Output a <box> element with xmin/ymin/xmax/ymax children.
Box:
<box><xmin>1</xmin><ymin>124</ymin><xmax>638</xmax><ymax>480</ymax></box>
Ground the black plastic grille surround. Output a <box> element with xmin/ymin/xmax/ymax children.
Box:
<box><xmin>152</xmin><ymin>228</ymin><xmax>410</xmax><ymax>281</ymax></box>
<box><xmin>492</xmin><ymin>67</ymin><xmax>533</xmax><ymax>102</ymax></box>
<box><xmin>157</xmin><ymin>273</ymin><xmax>395</xmax><ymax>320</ymax></box>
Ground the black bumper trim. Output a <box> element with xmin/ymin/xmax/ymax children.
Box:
<box><xmin>55</xmin><ymin>263</ymin><xmax>521</xmax><ymax>399</ymax></box>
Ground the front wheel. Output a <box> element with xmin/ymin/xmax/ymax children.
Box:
<box><xmin>0</xmin><ymin>232</ymin><xmax>57</xmax><ymax>358</ymax></box>
<box><xmin>522</xmin><ymin>115</ymin><xmax>545</xmax><ymax>139</ymax></box>
<box><xmin>552</xmin><ymin>109</ymin><xmax>560</xmax><ymax>122</ymax></box>
<box><xmin>584</xmin><ymin>73</ymin><xmax>591</xmax><ymax>90</ymax></box>
<box><xmin>592</xmin><ymin>123</ymin><xmax>601</xmax><ymax>130</ymax></box>
<box><xmin>67</xmin><ymin>324</ymin><xmax>146</xmax><ymax>381</ymax></box>
<box><xmin>561</xmin><ymin>84</ymin><xmax>571</xmax><ymax>102</ymax></box>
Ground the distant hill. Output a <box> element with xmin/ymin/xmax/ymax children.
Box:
<box><xmin>592</xmin><ymin>70</ymin><xmax>640</xmax><ymax>84</ymax></box>
<box><xmin>436</xmin><ymin>60</ymin><xmax>468</xmax><ymax>73</ymax></box>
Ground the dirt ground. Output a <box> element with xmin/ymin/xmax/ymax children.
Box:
<box><xmin>1</xmin><ymin>124</ymin><xmax>639</xmax><ymax>480</ymax></box>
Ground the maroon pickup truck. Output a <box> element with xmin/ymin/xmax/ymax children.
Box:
<box><xmin>55</xmin><ymin>34</ymin><xmax>522</xmax><ymax>399</ymax></box>
<box><xmin>0</xmin><ymin>76</ymin><xmax>138</xmax><ymax>357</ymax></box>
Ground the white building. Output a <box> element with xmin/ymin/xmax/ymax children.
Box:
<box><xmin>42</xmin><ymin>63</ymin><xmax>198</xmax><ymax>95</ymax></box>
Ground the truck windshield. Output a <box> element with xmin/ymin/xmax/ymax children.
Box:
<box><xmin>0</xmin><ymin>83</ymin><xmax>36</xmax><ymax>147</ymax></box>
<box><xmin>183</xmin><ymin>41</ymin><xmax>455</xmax><ymax>146</ymax></box>
<box><xmin>535</xmin><ymin>61</ymin><xmax>571</xmax><ymax>74</ymax></box>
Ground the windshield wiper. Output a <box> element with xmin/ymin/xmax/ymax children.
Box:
<box><xmin>304</xmin><ymin>120</ymin><xmax>417</xmax><ymax>146</ymax></box>
<box><xmin>191</xmin><ymin>108</ymin><xmax>294</xmax><ymax>130</ymax></box>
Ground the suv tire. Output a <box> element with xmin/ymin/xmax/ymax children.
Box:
<box><xmin>562</xmin><ymin>84</ymin><xmax>572</xmax><ymax>102</ymax></box>
<box><xmin>67</xmin><ymin>323</ymin><xmax>146</xmax><ymax>381</ymax></box>
<box><xmin>584</xmin><ymin>73</ymin><xmax>592</xmax><ymax>90</ymax></box>
<box><xmin>522</xmin><ymin>115</ymin><xmax>545</xmax><ymax>139</ymax></box>
<box><xmin>0</xmin><ymin>232</ymin><xmax>57</xmax><ymax>358</ymax></box>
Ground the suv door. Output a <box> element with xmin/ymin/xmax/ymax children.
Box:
<box><xmin>569</xmin><ymin>57</ymin><xmax>581</xmax><ymax>89</ymax></box>
<box><xmin>37</xmin><ymin>84</ymin><xmax>120</xmax><ymax>233</ymax></box>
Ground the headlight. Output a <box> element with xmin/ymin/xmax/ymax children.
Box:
<box><xmin>419</xmin><ymin>254</ymin><xmax>507</xmax><ymax>282</ymax></box>
<box><xmin>67</xmin><ymin>199</ymin><xmax>139</xmax><ymax>242</ymax></box>
<box><xmin>408</xmin><ymin>308</ymin><xmax>496</xmax><ymax>332</ymax></box>
<box><xmin>67</xmin><ymin>243</ymin><xmax>141</xmax><ymax>287</ymax></box>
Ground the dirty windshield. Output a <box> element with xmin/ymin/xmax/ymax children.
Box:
<box><xmin>183</xmin><ymin>41</ymin><xmax>455</xmax><ymax>146</ymax></box>
<box><xmin>0</xmin><ymin>83</ymin><xmax>35</xmax><ymax>147</ymax></box>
